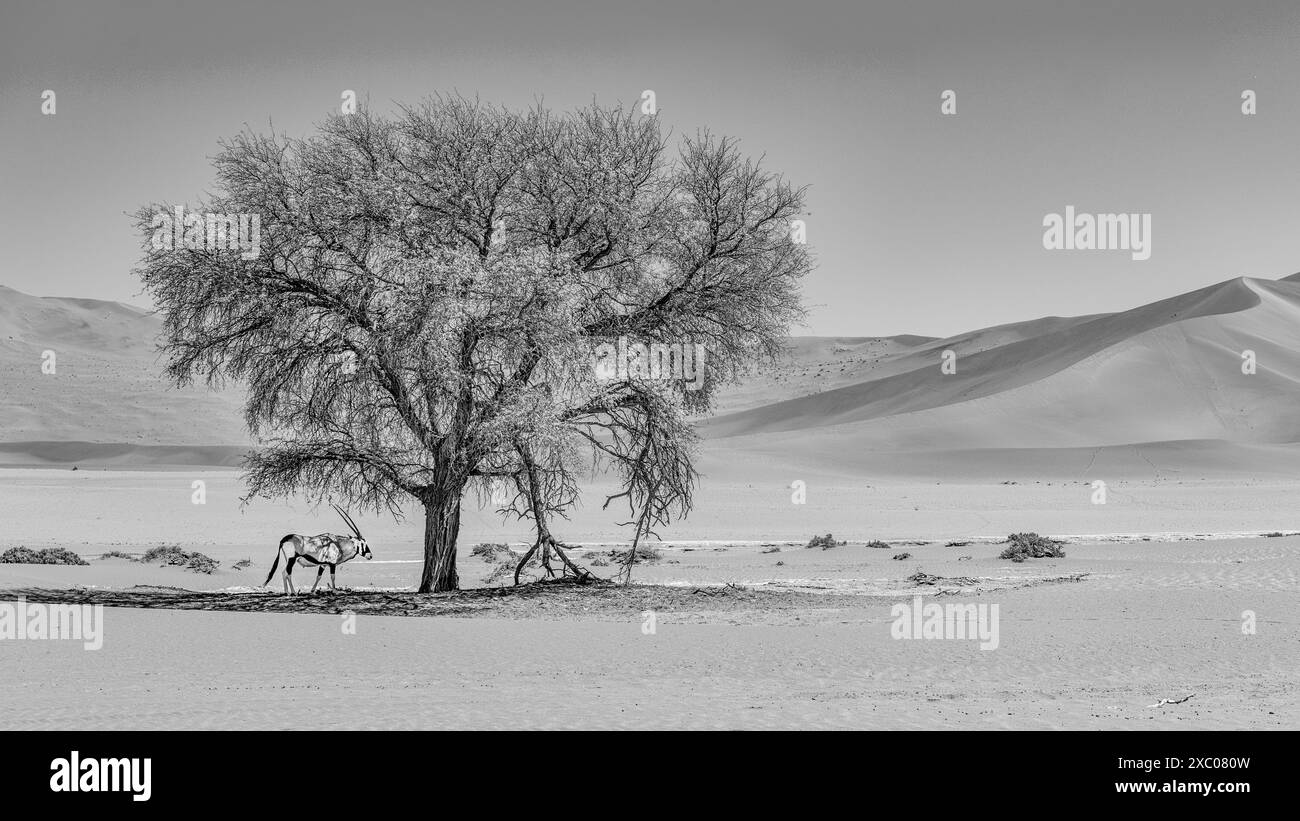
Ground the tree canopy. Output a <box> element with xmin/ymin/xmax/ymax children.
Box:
<box><xmin>135</xmin><ymin>96</ymin><xmax>811</xmax><ymax>592</ymax></box>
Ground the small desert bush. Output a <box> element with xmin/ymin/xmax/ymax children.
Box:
<box><xmin>999</xmin><ymin>532</ymin><xmax>1065</xmax><ymax>563</ymax></box>
<box><xmin>232</xmin><ymin>558</ymin><xmax>253</xmax><ymax>570</ymax></box>
<box><xmin>141</xmin><ymin>544</ymin><xmax>219</xmax><ymax>573</ymax></box>
<box><xmin>44</xmin><ymin>548</ymin><xmax>89</xmax><ymax>565</ymax></box>
<box><xmin>866</xmin><ymin>540</ymin><xmax>891</xmax><ymax>549</ymax></box>
<box><xmin>0</xmin><ymin>547</ymin><xmax>88</xmax><ymax>565</ymax></box>
<box><xmin>891</xmin><ymin>552</ymin><xmax>912</xmax><ymax>560</ymax></box>
<box><xmin>183</xmin><ymin>553</ymin><xmax>219</xmax><ymax>573</ymax></box>
<box><xmin>141</xmin><ymin>544</ymin><xmax>186</xmax><ymax>563</ymax></box>
<box><xmin>761</xmin><ymin>546</ymin><xmax>781</xmax><ymax>554</ymax></box>
<box><xmin>0</xmin><ymin>547</ymin><xmax>42</xmax><ymax>564</ymax></box>
<box><xmin>471</xmin><ymin>543</ymin><xmax>514</xmax><ymax>561</ymax></box>
<box><xmin>99</xmin><ymin>550</ymin><xmax>138</xmax><ymax>561</ymax></box>
<box><xmin>610</xmin><ymin>545</ymin><xmax>662</xmax><ymax>564</ymax></box>
<box><xmin>806</xmin><ymin>533</ymin><xmax>846</xmax><ymax>549</ymax></box>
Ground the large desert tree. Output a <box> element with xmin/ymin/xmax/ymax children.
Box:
<box><xmin>134</xmin><ymin>96</ymin><xmax>810</xmax><ymax>592</ymax></box>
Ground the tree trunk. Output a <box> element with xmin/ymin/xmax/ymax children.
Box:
<box><xmin>418</xmin><ymin>485</ymin><xmax>464</xmax><ymax>593</ymax></box>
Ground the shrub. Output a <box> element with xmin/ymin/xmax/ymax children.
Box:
<box><xmin>0</xmin><ymin>547</ymin><xmax>89</xmax><ymax>565</ymax></box>
<box><xmin>999</xmin><ymin>532</ymin><xmax>1065</xmax><ymax>563</ymax></box>
<box><xmin>0</xmin><ymin>547</ymin><xmax>42</xmax><ymax>564</ymax></box>
<box><xmin>471</xmin><ymin>543</ymin><xmax>514</xmax><ymax>561</ymax></box>
<box><xmin>99</xmin><ymin>550</ymin><xmax>138</xmax><ymax>561</ymax></box>
<box><xmin>866</xmin><ymin>540</ymin><xmax>891</xmax><ymax>549</ymax></box>
<box><xmin>608</xmin><ymin>545</ymin><xmax>665</xmax><ymax>563</ymax></box>
<box><xmin>184</xmin><ymin>552</ymin><xmax>219</xmax><ymax>573</ymax></box>
<box><xmin>761</xmin><ymin>546</ymin><xmax>781</xmax><ymax>554</ymax></box>
<box><xmin>806</xmin><ymin>533</ymin><xmax>846</xmax><ymax>549</ymax></box>
<box><xmin>232</xmin><ymin>558</ymin><xmax>253</xmax><ymax>570</ymax></box>
<box><xmin>891</xmin><ymin>552</ymin><xmax>912</xmax><ymax>560</ymax></box>
<box><xmin>141</xmin><ymin>544</ymin><xmax>187</xmax><ymax>564</ymax></box>
<box><xmin>611</xmin><ymin>545</ymin><xmax>662</xmax><ymax>564</ymax></box>
<box><xmin>141</xmin><ymin>544</ymin><xmax>219</xmax><ymax>573</ymax></box>
<box><xmin>42</xmin><ymin>548</ymin><xmax>89</xmax><ymax>565</ymax></box>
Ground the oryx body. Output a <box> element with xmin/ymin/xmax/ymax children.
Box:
<box><xmin>263</xmin><ymin>505</ymin><xmax>372</xmax><ymax>594</ymax></box>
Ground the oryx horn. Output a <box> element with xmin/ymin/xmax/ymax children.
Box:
<box><xmin>331</xmin><ymin>503</ymin><xmax>363</xmax><ymax>540</ymax></box>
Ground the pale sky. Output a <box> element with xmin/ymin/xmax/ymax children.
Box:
<box><xmin>3</xmin><ymin>0</ymin><xmax>1300</xmax><ymax>337</ymax></box>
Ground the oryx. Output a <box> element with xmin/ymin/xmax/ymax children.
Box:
<box><xmin>263</xmin><ymin>504</ymin><xmax>373</xmax><ymax>594</ymax></box>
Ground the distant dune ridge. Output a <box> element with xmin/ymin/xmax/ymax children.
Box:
<box><xmin>707</xmin><ymin>274</ymin><xmax>1300</xmax><ymax>449</ymax></box>
<box><xmin>0</xmin><ymin>284</ymin><xmax>246</xmax><ymax>465</ymax></box>
<box><xmin>2</xmin><ymin>274</ymin><xmax>1299</xmax><ymax>469</ymax></box>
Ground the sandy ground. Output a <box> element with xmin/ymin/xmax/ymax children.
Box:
<box><xmin>1</xmin><ymin>523</ymin><xmax>1297</xmax><ymax>729</ymax></box>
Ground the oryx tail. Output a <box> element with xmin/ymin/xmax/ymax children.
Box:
<box><xmin>263</xmin><ymin>534</ymin><xmax>297</xmax><ymax>586</ymax></box>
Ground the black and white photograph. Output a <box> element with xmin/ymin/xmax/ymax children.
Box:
<box><xmin>0</xmin><ymin>0</ymin><xmax>1293</xmax><ymax>801</ymax></box>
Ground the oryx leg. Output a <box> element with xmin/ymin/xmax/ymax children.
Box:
<box><xmin>329</xmin><ymin>564</ymin><xmax>337</xmax><ymax>590</ymax></box>
<box><xmin>311</xmin><ymin>565</ymin><xmax>326</xmax><ymax>593</ymax></box>
<box><xmin>279</xmin><ymin>547</ymin><xmax>292</xmax><ymax>594</ymax></box>
<box><xmin>284</xmin><ymin>555</ymin><xmax>298</xmax><ymax>595</ymax></box>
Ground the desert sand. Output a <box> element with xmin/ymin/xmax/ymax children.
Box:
<box><xmin>0</xmin><ymin>467</ymin><xmax>1297</xmax><ymax>730</ymax></box>
<box><xmin>1</xmin><ymin>528</ymin><xmax>1296</xmax><ymax>730</ymax></box>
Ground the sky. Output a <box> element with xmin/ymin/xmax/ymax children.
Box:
<box><xmin>3</xmin><ymin>0</ymin><xmax>1300</xmax><ymax>338</ymax></box>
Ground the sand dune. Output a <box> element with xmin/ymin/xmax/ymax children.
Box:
<box><xmin>4</xmin><ymin>274</ymin><xmax>1300</xmax><ymax>476</ymax></box>
<box><xmin>0</xmin><ymin>285</ymin><xmax>246</xmax><ymax>448</ymax></box>
<box><xmin>705</xmin><ymin>275</ymin><xmax>1300</xmax><ymax>452</ymax></box>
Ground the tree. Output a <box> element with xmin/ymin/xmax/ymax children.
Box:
<box><xmin>134</xmin><ymin>95</ymin><xmax>811</xmax><ymax>592</ymax></box>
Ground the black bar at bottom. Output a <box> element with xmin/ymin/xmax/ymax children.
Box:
<box><xmin>0</xmin><ymin>730</ymin><xmax>1288</xmax><ymax>808</ymax></box>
